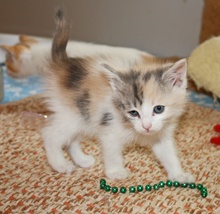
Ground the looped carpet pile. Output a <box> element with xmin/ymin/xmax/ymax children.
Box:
<box><xmin>0</xmin><ymin>95</ymin><xmax>219</xmax><ymax>213</ymax></box>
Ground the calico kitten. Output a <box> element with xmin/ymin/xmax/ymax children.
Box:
<box><xmin>42</xmin><ymin>9</ymin><xmax>194</xmax><ymax>182</ymax></box>
<box><xmin>0</xmin><ymin>35</ymin><xmax>154</xmax><ymax>78</ymax></box>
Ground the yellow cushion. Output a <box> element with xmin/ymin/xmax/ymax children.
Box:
<box><xmin>188</xmin><ymin>37</ymin><xmax>220</xmax><ymax>98</ymax></box>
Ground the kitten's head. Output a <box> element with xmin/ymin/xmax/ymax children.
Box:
<box><xmin>103</xmin><ymin>59</ymin><xmax>187</xmax><ymax>136</ymax></box>
<box><xmin>0</xmin><ymin>35</ymin><xmax>38</xmax><ymax>78</ymax></box>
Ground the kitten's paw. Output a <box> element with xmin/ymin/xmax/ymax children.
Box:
<box><xmin>105</xmin><ymin>168</ymin><xmax>130</xmax><ymax>180</ymax></box>
<box><xmin>74</xmin><ymin>154</ymin><xmax>95</xmax><ymax>168</ymax></box>
<box><xmin>51</xmin><ymin>160</ymin><xmax>75</xmax><ymax>174</ymax></box>
<box><xmin>169</xmin><ymin>172</ymin><xmax>195</xmax><ymax>183</ymax></box>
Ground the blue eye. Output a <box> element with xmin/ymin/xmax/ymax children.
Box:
<box><xmin>128</xmin><ymin>110</ymin><xmax>140</xmax><ymax>117</ymax></box>
<box><xmin>153</xmin><ymin>105</ymin><xmax>165</xmax><ymax>114</ymax></box>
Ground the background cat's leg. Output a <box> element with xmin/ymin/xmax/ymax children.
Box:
<box><xmin>42</xmin><ymin>121</ymin><xmax>76</xmax><ymax>173</ymax></box>
<box><xmin>68</xmin><ymin>140</ymin><xmax>95</xmax><ymax>168</ymax></box>
<box><xmin>100</xmin><ymin>134</ymin><xmax>129</xmax><ymax>180</ymax></box>
<box><xmin>152</xmin><ymin>135</ymin><xmax>194</xmax><ymax>183</ymax></box>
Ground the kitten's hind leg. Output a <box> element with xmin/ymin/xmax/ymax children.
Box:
<box><xmin>68</xmin><ymin>140</ymin><xmax>95</xmax><ymax>168</ymax></box>
<box><xmin>42</xmin><ymin>123</ymin><xmax>75</xmax><ymax>174</ymax></box>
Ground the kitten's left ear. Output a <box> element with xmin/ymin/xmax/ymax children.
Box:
<box><xmin>163</xmin><ymin>58</ymin><xmax>187</xmax><ymax>89</ymax></box>
<box><xmin>101</xmin><ymin>63</ymin><xmax>123</xmax><ymax>91</ymax></box>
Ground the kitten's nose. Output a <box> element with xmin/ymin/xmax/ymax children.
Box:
<box><xmin>142</xmin><ymin>123</ymin><xmax>152</xmax><ymax>132</ymax></box>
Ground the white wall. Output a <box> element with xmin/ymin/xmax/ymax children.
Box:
<box><xmin>0</xmin><ymin>0</ymin><xmax>204</xmax><ymax>57</ymax></box>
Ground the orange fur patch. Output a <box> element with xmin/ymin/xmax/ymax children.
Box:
<box><xmin>19</xmin><ymin>35</ymin><xmax>38</xmax><ymax>45</ymax></box>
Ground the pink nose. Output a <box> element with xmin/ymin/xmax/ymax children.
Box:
<box><xmin>142</xmin><ymin>124</ymin><xmax>152</xmax><ymax>131</ymax></box>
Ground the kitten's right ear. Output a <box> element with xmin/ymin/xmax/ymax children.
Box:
<box><xmin>101</xmin><ymin>64</ymin><xmax>123</xmax><ymax>91</ymax></box>
<box><xmin>163</xmin><ymin>58</ymin><xmax>187</xmax><ymax>89</ymax></box>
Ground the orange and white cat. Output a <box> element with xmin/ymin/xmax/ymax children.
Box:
<box><xmin>41</xmin><ymin>9</ymin><xmax>194</xmax><ymax>182</ymax></box>
<box><xmin>0</xmin><ymin>34</ymin><xmax>155</xmax><ymax>78</ymax></box>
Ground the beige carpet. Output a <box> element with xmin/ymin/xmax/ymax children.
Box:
<box><xmin>0</xmin><ymin>95</ymin><xmax>219</xmax><ymax>214</ymax></box>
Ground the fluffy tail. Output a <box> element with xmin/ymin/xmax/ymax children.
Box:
<box><xmin>51</xmin><ymin>8</ymin><xmax>70</xmax><ymax>61</ymax></box>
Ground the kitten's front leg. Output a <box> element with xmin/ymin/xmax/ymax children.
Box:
<box><xmin>100</xmin><ymin>134</ymin><xmax>130</xmax><ymax>180</ymax></box>
<box><xmin>152</xmin><ymin>135</ymin><xmax>194</xmax><ymax>183</ymax></box>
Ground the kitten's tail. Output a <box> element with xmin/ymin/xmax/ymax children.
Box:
<box><xmin>51</xmin><ymin>8</ymin><xmax>69</xmax><ymax>61</ymax></box>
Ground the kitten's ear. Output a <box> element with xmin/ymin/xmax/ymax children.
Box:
<box><xmin>19</xmin><ymin>35</ymin><xmax>38</xmax><ymax>45</ymax></box>
<box><xmin>0</xmin><ymin>45</ymin><xmax>15</xmax><ymax>59</ymax></box>
<box><xmin>163</xmin><ymin>58</ymin><xmax>187</xmax><ymax>89</ymax></box>
<box><xmin>101</xmin><ymin>64</ymin><xmax>123</xmax><ymax>91</ymax></box>
<box><xmin>0</xmin><ymin>44</ymin><xmax>31</xmax><ymax>60</ymax></box>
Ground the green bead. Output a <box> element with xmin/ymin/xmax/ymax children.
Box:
<box><xmin>120</xmin><ymin>187</ymin><xmax>127</xmax><ymax>194</ymax></box>
<box><xmin>181</xmin><ymin>183</ymin><xmax>188</xmax><ymax>188</ymax></box>
<box><xmin>159</xmin><ymin>181</ymin><xmax>165</xmax><ymax>188</ymax></box>
<box><xmin>145</xmin><ymin>185</ymin><xmax>152</xmax><ymax>191</ymax></box>
<box><xmin>137</xmin><ymin>185</ymin><xmax>144</xmax><ymax>192</ymax></box>
<box><xmin>153</xmin><ymin>184</ymin><xmax>159</xmax><ymax>190</ymax></box>
<box><xmin>111</xmin><ymin>186</ymin><xmax>118</xmax><ymax>193</ymax></box>
<box><xmin>189</xmin><ymin>183</ymin><xmax>196</xmax><ymax>189</ymax></box>
<box><xmin>173</xmin><ymin>181</ymin><xmax>180</xmax><ymax>187</ymax></box>
<box><xmin>100</xmin><ymin>179</ymin><xmax>106</xmax><ymax>185</ymax></box>
<box><xmin>105</xmin><ymin>185</ymin><xmax>111</xmax><ymax>192</ymax></box>
<box><xmin>129</xmin><ymin>186</ymin><xmax>136</xmax><ymax>193</ymax></box>
<box><xmin>197</xmin><ymin>184</ymin><xmax>203</xmax><ymax>190</ymax></box>
<box><xmin>100</xmin><ymin>183</ymin><xmax>106</xmax><ymax>189</ymax></box>
<box><xmin>201</xmin><ymin>187</ymin><xmax>207</xmax><ymax>193</ymax></box>
<box><xmin>201</xmin><ymin>191</ymin><xmax>208</xmax><ymax>198</ymax></box>
<box><xmin>166</xmin><ymin>180</ymin><xmax>173</xmax><ymax>187</ymax></box>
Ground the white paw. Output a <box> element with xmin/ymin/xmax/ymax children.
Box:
<box><xmin>105</xmin><ymin>168</ymin><xmax>130</xmax><ymax>180</ymax></box>
<box><xmin>74</xmin><ymin>154</ymin><xmax>96</xmax><ymax>168</ymax></box>
<box><xmin>169</xmin><ymin>172</ymin><xmax>195</xmax><ymax>183</ymax></box>
<box><xmin>51</xmin><ymin>160</ymin><xmax>75</xmax><ymax>174</ymax></box>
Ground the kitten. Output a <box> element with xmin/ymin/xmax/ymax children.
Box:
<box><xmin>0</xmin><ymin>35</ymin><xmax>154</xmax><ymax>78</ymax></box>
<box><xmin>42</xmin><ymin>9</ymin><xmax>194</xmax><ymax>182</ymax></box>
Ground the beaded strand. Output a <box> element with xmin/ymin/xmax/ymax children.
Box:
<box><xmin>100</xmin><ymin>179</ymin><xmax>208</xmax><ymax>198</ymax></box>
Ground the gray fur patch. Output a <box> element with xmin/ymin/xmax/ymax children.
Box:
<box><xmin>76</xmin><ymin>90</ymin><xmax>90</xmax><ymax>120</ymax></box>
<box><xmin>65</xmin><ymin>58</ymin><xmax>88</xmax><ymax>89</ymax></box>
<box><xmin>143</xmin><ymin>72</ymin><xmax>152</xmax><ymax>82</ymax></box>
<box><xmin>154</xmin><ymin>68</ymin><xmax>164</xmax><ymax>83</ymax></box>
<box><xmin>116</xmin><ymin>71</ymin><xmax>144</xmax><ymax>107</ymax></box>
<box><xmin>142</xmin><ymin>68</ymin><xmax>168</xmax><ymax>89</ymax></box>
<box><xmin>132</xmin><ymin>81</ymin><xmax>143</xmax><ymax>106</ymax></box>
<box><xmin>113</xmin><ymin>99</ymin><xmax>126</xmax><ymax>110</ymax></box>
<box><xmin>100</xmin><ymin>112</ymin><xmax>114</xmax><ymax>126</ymax></box>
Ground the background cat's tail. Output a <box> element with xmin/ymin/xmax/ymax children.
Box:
<box><xmin>52</xmin><ymin>8</ymin><xmax>69</xmax><ymax>61</ymax></box>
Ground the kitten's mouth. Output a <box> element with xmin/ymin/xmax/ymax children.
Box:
<box><xmin>141</xmin><ymin>129</ymin><xmax>155</xmax><ymax>136</ymax></box>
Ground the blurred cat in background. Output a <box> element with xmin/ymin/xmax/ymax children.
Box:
<box><xmin>0</xmin><ymin>34</ymin><xmax>155</xmax><ymax>78</ymax></box>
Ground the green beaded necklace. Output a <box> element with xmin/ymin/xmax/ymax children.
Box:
<box><xmin>100</xmin><ymin>179</ymin><xmax>208</xmax><ymax>198</ymax></box>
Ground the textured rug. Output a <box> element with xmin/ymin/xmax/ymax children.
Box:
<box><xmin>0</xmin><ymin>95</ymin><xmax>219</xmax><ymax>214</ymax></box>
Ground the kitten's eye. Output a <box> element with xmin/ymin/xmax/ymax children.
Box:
<box><xmin>153</xmin><ymin>105</ymin><xmax>165</xmax><ymax>114</ymax></box>
<box><xmin>128</xmin><ymin>110</ymin><xmax>140</xmax><ymax>117</ymax></box>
